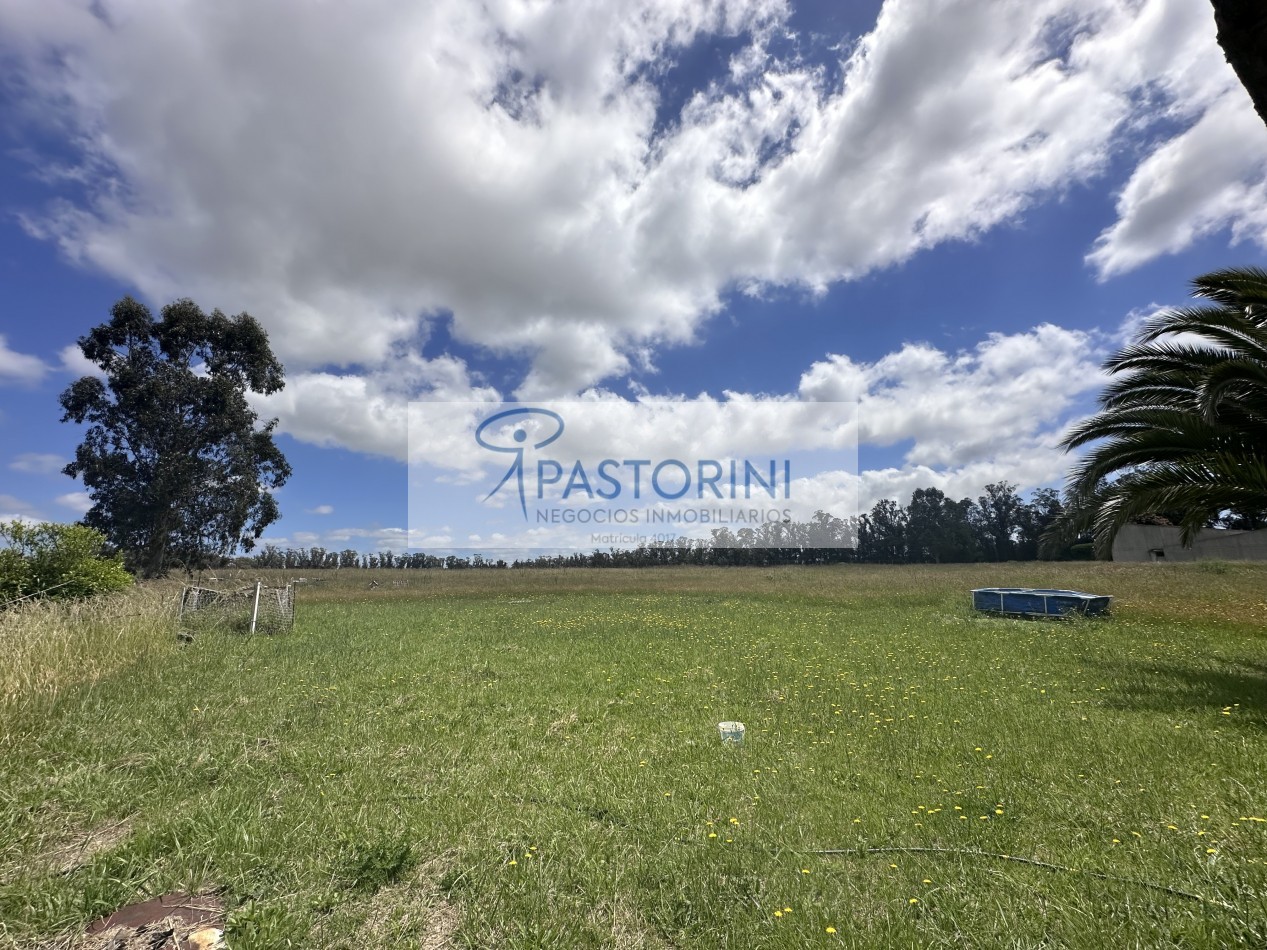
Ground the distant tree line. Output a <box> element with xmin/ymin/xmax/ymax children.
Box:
<box><xmin>226</xmin><ymin>482</ymin><xmax>1085</xmax><ymax>571</ymax></box>
<box><xmin>244</xmin><ymin>546</ymin><xmax>473</xmax><ymax>571</ymax></box>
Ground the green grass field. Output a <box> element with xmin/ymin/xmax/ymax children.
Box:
<box><xmin>2</xmin><ymin>563</ymin><xmax>1266</xmax><ymax>948</ymax></box>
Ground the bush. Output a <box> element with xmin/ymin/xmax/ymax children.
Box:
<box><xmin>0</xmin><ymin>520</ymin><xmax>133</xmax><ymax>604</ymax></box>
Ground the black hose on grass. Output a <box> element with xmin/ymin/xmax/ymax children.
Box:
<box><xmin>403</xmin><ymin>791</ymin><xmax>1243</xmax><ymax>916</ymax></box>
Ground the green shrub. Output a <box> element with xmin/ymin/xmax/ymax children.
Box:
<box><xmin>339</xmin><ymin>834</ymin><xmax>416</xmax><ymax>892</ymax></box>
<box><xmin>0</xmin><ymin>520</ymin><xmax>133</xmax><ymax>604</ymax></box>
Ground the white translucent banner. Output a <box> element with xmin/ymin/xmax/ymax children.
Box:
<box><xmin>407</xmin><ymin>399</ymin><xmax>859</xmax><ymax>553</ymax></box>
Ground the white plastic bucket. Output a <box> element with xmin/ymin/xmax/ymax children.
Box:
<box><xmin>718</xmin><ymin>721</ymin><xmax>745</xmax><ymax>744</ymax></box>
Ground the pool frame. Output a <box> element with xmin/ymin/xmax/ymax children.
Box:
<box><xmin>971</xmin><ymin>587</ymin><xmax>1112</xmax><ymax>617</ymax></box>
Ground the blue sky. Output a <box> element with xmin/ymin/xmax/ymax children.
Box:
<box><xmin>1</xmin><ymin>0</ymin><xmax>1265</xmax><ymax>554</ymax></box>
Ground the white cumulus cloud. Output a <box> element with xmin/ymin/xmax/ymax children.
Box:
<box><xmin>0</xmin><ymin>335</ymin><xmax>49</xmax><ymax>385</ymax></box>
<box><xmin>0</xmin><ymin>494</ymin><xmax>42</xmax><ymax>522</ymax></box>
<box><xmin>799</xmin><ymin>323</ymin><xmax>1103</xmax><ymax>470</ymax></box>
<box><xmin>9</xmin><ymin>453</ymin><xmax>67</xmax><ymax>475</ymax></box>
<box><xmin>1</xmin><ymin>0</ymin><xmax>1257</xmax><ymax>400</ymax></box>
<box><xmin>59</xmin><ymin>344</ymin><xmax>105</xmax><ymax>378</ymax></box>
<box><xmin>405</xmin><ymin>323</ymin><xmax>1106</xmax><ymax>542</ymax></box>
<box><xmin>54</xmin><ymin>491</ymin><xmax>93</xmax><ymax>514</ymax></box>
<box><xmin>1089</xmin><ymin>91</ymin><xmax>1267</xmax><ymax>277</ymax></box>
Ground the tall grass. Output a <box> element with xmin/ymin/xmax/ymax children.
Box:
<box><xmin>0</xmin><ymin>586</ymin><xmax>178</xmax><ymax>723</ymax></box>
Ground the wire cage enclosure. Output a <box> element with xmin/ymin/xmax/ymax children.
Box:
<box><xmin>178</xmin><ymin>582</ymin><xmax>295</xmax><ymax>636</ymax></box>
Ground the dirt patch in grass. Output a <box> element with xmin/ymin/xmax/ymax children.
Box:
<box><xmin>316</xmin><ymin>854</ymin><xmax>461</xmax><ymax>949</ymax></box>
<box><xmin>44</xmin><ymin>819</ymin><xmax>133</xmax><ymax>877</ymax></box>
<box><xmin>0</xmin><ymin>817</ymin><xmax>135</xmax><ymax>885</ymax></box>
<box><xmin>418</xmin><ymin>900</ymin><xmax>460</xmax><ymax>950</ymax></box>
<box><xmin>548</xmin><ymin>711</ymin><xmax>578</xmax><ymax>734</ymax></box>
<box><xmin>590</xmin><ymin>898</ymin><xmax>674</xmax><ymax>949</ymax></box>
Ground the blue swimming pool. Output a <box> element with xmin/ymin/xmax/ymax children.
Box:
<box><xmin>971</xmin><ymin>588</ymin><xmax>1112</xmax><ymax>617</ymax></box>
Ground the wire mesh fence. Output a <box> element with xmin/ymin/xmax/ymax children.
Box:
<box><xmin>178</xmin><ymin>582</ymin><xmax>295</xmax><ymax>636</ymax></box>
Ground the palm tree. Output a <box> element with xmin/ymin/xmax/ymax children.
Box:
<box><xmin>1053</xmin><ymin>266</ymin><xmax>1267</xmax><ymax>557</ymax></box>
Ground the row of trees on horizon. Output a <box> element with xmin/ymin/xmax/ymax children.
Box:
<box><xmin>233</xmin><ymin>482</ymin><xmax>1086</xmax><ymax>571</ymax></box>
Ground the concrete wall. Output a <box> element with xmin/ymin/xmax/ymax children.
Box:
<box><xmin>1112</xmin><ymin>524</ymin><xmax>1267</xmax><ymax>562</ymax></box>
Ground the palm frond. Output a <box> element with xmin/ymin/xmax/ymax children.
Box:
<box><xmin>1059</xmin><ymin>266</ymin><xmax>1267</xmax><ymax>556</ymax></box>
<box><xmin>1190</xmin><ymin>267</ymin><xmax>1267</xmax><ymax>308</ymax></box>
<box><xmin>1135</xmin><ymin>307</ymin><xmax>1267</xmax><ymax>357</ymax></box>
<box><xmin>1106</xmin><ymin>338</ymin><xmax>1238</xmax><ymax>370</ymax></box>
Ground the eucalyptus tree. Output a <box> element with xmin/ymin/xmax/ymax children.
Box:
<box><xmin>60</xmin><ymin>296</ymin><xmax>291</xmax><ymax>577</ymax></box>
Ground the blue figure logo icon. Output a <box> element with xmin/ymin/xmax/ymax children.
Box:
<box><xmin>475</xmin><ymin>407</ymin><xmax>565</xmax><ymax>518</ymax></box>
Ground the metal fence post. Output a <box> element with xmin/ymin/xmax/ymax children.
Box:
<box><xmin>249</xmin><ymin>581</ymin><xmax>262</xmax><ymax>634</ymax></box>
